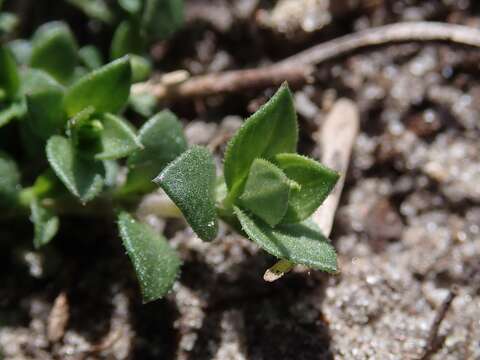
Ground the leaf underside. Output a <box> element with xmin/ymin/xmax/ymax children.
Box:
<box><xmin>118</xmin><ymin>212</ymin><xmax>181</xmax><ymax>303</ymax></box>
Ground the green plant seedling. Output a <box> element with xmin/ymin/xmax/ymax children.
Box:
<box><xmin>155</xmin><ymin>83</ymin><xmax>340</xmax><ymax>275</ymax></box>
<box><xmin>1</xmin><ymin>5</ymin><xmax>339</xmax><ymax>305</ymax></box>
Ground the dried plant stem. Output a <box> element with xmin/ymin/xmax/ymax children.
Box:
<box><xmin>421</xmin><ymin>287</ymin><xmax>458</xmax><ymax>360</ymax></box>
<box><xmin>133</xmin><ymin>65</ymin><xmax>313</xmax><ymax>101</ymax></box>
<box><xmin>279</xmin><ymin>21</ymin><xmax>480</xmax><ymax>66</ymax></box>
<box><xmin>264</xmin><ymin>99</ymin><xmax>359</xmax><ymax>282</ymax></box>
<box><xmin>134</xmin><ymin>22</ymin><xmax>480</xmax><ymax>102</ymax></box>
<box><xmin>310</xmin><ymin>99</ymin><xmax>359</xmax><ymax>234</ymax></box>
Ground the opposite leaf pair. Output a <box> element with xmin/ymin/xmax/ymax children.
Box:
<box><xmin>155</xmin><ymin>84</ymin><xmax>340</xmax><ymax>274</ymax></box>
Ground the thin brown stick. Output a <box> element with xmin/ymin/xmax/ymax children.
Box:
<box><xmin>420</xmin><ymin>286</ymin><xmax>458</xmax><ymax>360</ymax></box>
<box><xmin>134</xmin><ymin>22</ymin><xmax>480</xmax><ymax>102</ymax></box>
<box><xmin>133</xmin><ymin>65</ymin><xmax>313</xmax><ymax>101</ymax></box>
<box><xmin>263</xmin><ymin>99</ymin><xmax>359</xmax><ymax>282</ymax></box>
<box><xmin>279</xmin><ymin>21</ymin><xmax>480</xmax><ymax>66</ymax></box>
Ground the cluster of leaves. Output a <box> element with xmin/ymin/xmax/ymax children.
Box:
<box><xmin>66</xmin><ymin>0</ymin><xmax>183</xmax><ymax>57</ymax></box>
<box><xmin>66</xmin><ymin>0</ymin><xmax>183</xmax><ymax>113</ymax></box>
<box><xmin>0</xmin><ymin>2</ymin><xmax>340</xmax><ymax>304</ymax></box>
<box><xmin>0</xmin><ymin>12</ymin><xmax>185</xmax><ymax>287</ymax></box>
<box><xmin>154</xmin><ymin>84</ymin><xmax>339</xmax><ymax>281</ymax></box>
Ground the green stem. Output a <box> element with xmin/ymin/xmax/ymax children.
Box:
<box><xmin>264</xmin><ymin>259</ymin><xmax>294</xmax><ymax>282</ymax></box>
<box><xmin>18</xmin><ymin>188</ymin><xmax>35</xmax><ymax>208</ymax></box>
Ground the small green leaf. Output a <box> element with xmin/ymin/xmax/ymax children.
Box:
<box><xmin>17</xmin><ymin>70</ymin><xmax>61</xmax><ymax>132</ymax></box>
<box><xmin>118</xmin><ymin>0</ymin><xmax>142</xmax><ymax>14</ymax></box>
<box><xmin>7</xmin><ymin>39</ymin><xmax>32</xmax><ymax>65</ymax></box>
<box><xmin>239</xmin><ymin>159</ymin><xmax>291</xmax><ymax>227</ymax></box>
<box><xmin>31</xmin><ymin>200</ymin><xmax>59</xmax><ymax>249</ymax></box>
<box><xmin>0</xmin><ymin>150</ymin><xmax>20</xmax><ymax>208</ymax></box>
<box><xmin>30</xmin><ymin>22</ymin><xmax>78</xmax><ymax>84</ymax></box>
<box><xmin>142</xmin><ymin>0</ymin><xmax>184</xmax><ymax>40</ymax></box>
<box><xmin>110</xmin><ymin>21</ymin><xmax>144</xmax><ymax>60</ymax></box>
<box><xmin>95</xmin><ymin>113</ymin><xmax>141</xmax><ymax>160</ymax></box>
<box><xmin>63</xmin><ymin>56</ymin><xmax>131</xmax><ymax>117</ymax></box>
<box><xmin>0</xmin><ymin>12</ymin><xmax>18</xmax><ymax>36</ymax></box>
<box><xmin>129</xmin><ymin>110</ymin><xmax>187</xmax><ymax>168</ymax></box>
<box><xmin>154</xmin><ymin>146</ymin><xmax>218</xmax><ymax>241</ymax></box>
<box><xmin>46</xmin><ymin>135</ymin><xmax>104</xmax><ymax>203</ymax></box>
<box><xmin>25</xmin><ymin>80</ymin><xmax>65</xmax><ymax>140</ymax></box>
<box><xmin>130</xmin><ymin>55</ymin><xmax>152</xmax><ymax>83</ymax></box>
<box><xmin>118</xmin><ymin>212</ymin><xmax>181</xmax><ymax>303</ymax></box>
<box><xmin>20</xmin><ymin>68</ymin><xmax>59</xmax><ymax>94</ymax></box>
<box><xmin>124</xmin><ymin>110</ymin><xmax>187</xmax><ymax>194</ymax></box>
<box><xmin>66</xmin><ymin>0</ymin><xmax>114</xmax><ymax>23</ymax></box>
<box><xmin>78</xmin><ymin>45</ymin><xmax>103</xmax><ymax>70</ymax></box>
<box><xmin>0</xmin><ymin>102</ymin><xmax>25</xmax><ymax>128</ymax></box>
<box><xmin>224</xmin><ymin>83</ymin><xmax>298</xmax><ymax>201</ymax></box>
<box><xmin>234</xmin><ymin>206</ymin><xmax>337</xmax><ymax>273</ymax></box>
<box><xmin>274</xmin><ymin>153</ymin><xmax>339</xmax><ymax>224</ymax></box>
<box><xmin>129</xmin><ymin>92</ymin><xmax>156</xmax><ymax>117</ymax></box>
<box><xmin>0</xmin><ymin>45</ymin><xmax>20</xmax><ymax>100</ymax></box>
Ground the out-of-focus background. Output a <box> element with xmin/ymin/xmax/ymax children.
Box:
<box><xmin>1</xmin><ymin>1</ymin><xmax>479</xmax><ymax>359</ymax></box>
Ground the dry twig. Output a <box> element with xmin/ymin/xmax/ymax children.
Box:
<box><xmin>134</xmin><ymin>22</ymin><xmax>480</xmax><ymax>102</ymax></box>
<box><xmin>133</xmin><ymin>65</ymin><xmax>313</xmax><ymax>101</ymax></box>
<box><xmin>87</xmin><ymin>328</ymin><xmax>123</xmax><ymax>354</ymax></box>
<box><xmin>420</xmin><ymin>287</ymin><xmax>458</xmax><ymax>360</ymax></box>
